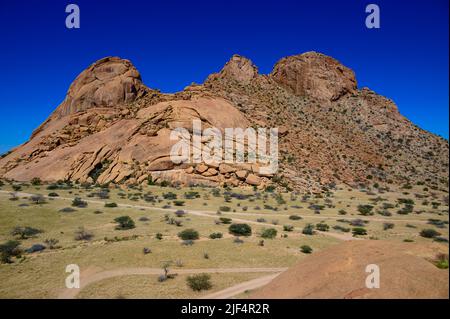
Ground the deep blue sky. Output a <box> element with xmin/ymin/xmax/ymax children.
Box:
<box><xmin>0</xmin><ymin>0</ymin><xmax>448</xmax><ymax>154</ymax></box>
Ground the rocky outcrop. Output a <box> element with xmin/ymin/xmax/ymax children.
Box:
<box><xmin>270</xmin><ymin>51</ymin><xmax>357</xmax><ymax>101</ymax></box>
<box><xmin>53</xmin><ymin>57</ymin><xmax>146</xmax><ymax>118</ymax></box>
<box><xmin>207</xmin><ymin>54</ymin><xmax>258</xmax><ymax>84</ymax></box>
<box><xmin>0</xmin><ymin>52</ymin><xmax>448</xmax><ymax>192</ymax></box>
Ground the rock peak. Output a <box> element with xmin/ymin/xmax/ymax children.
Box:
<box><xmin>208</xmin><ymin>54</ymin><xmax>258</xmax><ymax>84</ymax></box>
<box><xmin>53</xmin><ymin>56</ymin><xmax>146</xmax><ymax>117</ymax></box>
<box><xmin>270</xmin><ymin>51</ymin><xmax>357</xmax><ymax>101</ymax></box>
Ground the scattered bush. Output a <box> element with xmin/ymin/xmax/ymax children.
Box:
<box><xmin>300</xmin><ymin>245</ymin><xmax>313</xmax><ymax>254</ymax></box>
<box><xmin>104</xmin><ymin>202</ymin><xmax>118</xmax><ymax>208</ymax></box>
<box><xmin>261</xmin><ymin>228</ymin><xmax>278</xmax><ymax>239</ymax></box>
<box><xmin>178</xmin><ymin>229</ymin><xmax>200</xmax><ymax>240</ymax></box>
<box><xmin>420</xmin><ymin>229</ymin><xmax>441</xmax><ymax>239</ymax></box>
<box><xmin>289</xmin><ymin>215</ymin><xmax>302</xmax><ymax>220</ymax></box>
<box><xmin>0</xmin><ymin>240</ymin><xmax>22</xmax><ymax>263</ymax></box>
<box><xmin>11</xmin><ymin>226</ymin><xmax>42</xmax><ymax>239</ymax></box>
<box><xmin>283</xmin><ymin>225</ymin><xmax>294</xmax><ymax>232</ymax></box>
<box><xmin>30</xmin><ymin>194</ymin><xmax>46</xmax><ymax>204</ymax></box>
<box><xmin>48</xmin><ymin>192</ymin><xmax>59</xmax><ymax>197</ymax></box>
<box><xmin>229</xmin><ymin>224</ymin><xmax>252</xmax><ymax>236</ymax></box>
<box><xmin>332</xmin><ymin>225</ymin><xmax>350</xmax><ymax>232</ymax></box>
<box><xmin>114</xmin><ymin>216</ymin><xmax>135</xmax><ymax>230</ymax></box>
<box><xmin>30</xmin><ymin>177</ymin><xmax>42</xmax><ymax>186</ymax></box>
<box><xmin>383</xmin><ymin>223</ymin><xmax>395</xmax><ymax>231</ymax></box>
<box><xmin>302</xmin><ymin>224</ymin><xmax>315</xmax><ymax>235</ymax></box>
<box><xmin>72</xmin><ymin>197</ymin><xmax>87</xmax><ymax>208</ymax></box>
<box><xmin>174</xmin><ymin>210</ymin><xmax>186</xmax><ymax>218</ymax></box>
<box><xmin>357</xmin><ymin>205</ymin><xmax>374</xmax><ymax>216</ymax></box>
<box><xmin>74</xmin><ymin>227</ymin><xmax>94</xmax><ymax>241</ymax></box>
<box><xmin>219</xmin><ymin>206</ymin><xmax>231</xmax><ymax>212</ymax></box>
<box><xmin>155</xmin><ymin>233</ymin><xmax>163</xmax><ymax>240</ymax></box>
<box><xmin>209</xmin><ymin>232</ymin><xmax>223</xmax><ymax>239</ymax></box>
<box><xmin>352</xmin><ymin>227</ymin><xmax>367</xmax><ymax>236</ymax></box>
<box><xmin>186</xmin><ymin>274</ymin><xmax>212</xmax><ymax>291</ymax></box>
<box><xmin>316</xmin><ymin>223</ymin><xmax>329</xmax><ymax>232</ymax></box>
<box><xmin>219</xmin><ymin>217</ymin><xmax>232</xmax><ymax>224</ymax></box>
<box><xmin>44</xmin><ymin>238</ymin><xmax>60</xmax><ymax>249</ymax></box>
<box><xmin>173</xmin><ymin>200</ymin><xmax>185</xmax><ymax>206</ymax></box>
<box><xmin>26</xmin><ymin>244</ymin><xmax>46</xmax><ymax>253</ymax></box>
<box><xmin>434</xmin><ymin>254</ymin><xmax>449</xmax><ymax>269</ymax></box>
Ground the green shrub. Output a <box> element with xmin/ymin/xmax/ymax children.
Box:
<box><xmin>261</xmin><ymin>228</ymin><xmax>278</xmax><ymax>239</ymax></box>
<box><xmin>352</xmin><ymin>227</ymin><xmax>367</xmax><ymax>236</ymax></box>
<box><xmin>209</xmin><ymin>232</ymin><xmax>223</xmax><ymax>239</ymax></box>
<box><xmin>316</xmin><ymin>223</ymin><xmax>329</xmax><ymax>231</ymax></box>
<box><xmin>186</xmin><ymin>274</ymin><xmax>212</xmax><ymax>291</ymax></box>
<box><xmin>219</xmin><ymin>217</ymin><xmax>232</xmax><ymax>224</ymax></box>
<box><xmin>229</xmin><ymin>224</ymin><xmax>252</xmax><ymax>236</ymax></box>
<box><xmin>434</xmin><ymin>253</ymin><xmax>449</xmax><ymax>269</ymax></box>
<box><xmin>302</xmin><ymin>224</ymin><xmax>315</xmax><ymax>235</ymax></box>
<box><xmin>283</xmin><ymin>225</ymin><xmax>294</xmax><ymax>232</ymax></box>
<box><xmin>300</xmin><ymin>245</ymin><xmax>313</xmax><ymax>254</ymax></box>
<box><xmin>383</xmin><ymin>223</ymin><xmax>395</xmax><ymax>230</ymax></box>
<box><xmin>420</xmin><ymin>229</ymin><xmax>441</xmax><ymax>238</ymax></box>
<box><xmin>173</xmin><ymin>200</ymin><xmax>185</xmax><ymax>206</ymax></box>
<box><xmin>11</xmin><ymin>226</ymin><xmax>42</xmax><ymax>239</ymax></box>
<box><xmin>357</xmin><ymin>205</ymin><xmax>374</xmax><ymax>216</ymax></box>
<box><xmin>72</xmin><ymin>197</ymin><xmax>87</xmax><ymax>208</ymax></box>
<box><xmin>114</xmin><ymin>216</ymin><xmax>135</xmax><ymax>230</ymax></box>
<box><xmin>163</xmin><ymin>192</ymin><xmax>177</xmax><ymax>200</ymax></box>
<box><xmin>289</xmin><ymin>215</ymin><xmax>302</xmax><ymax>220</ymax></box>
<box><xmin>178</xmin><ymin>229</ymin><xmax>200</xmax><ymax>240</ymax></box>
<box><xmin>104</xmin><ymin>202</ymin><xmax>118</xmax><ymax>208</ymax></box>
<box><xmin>155</xmin><ymin>233</ymin><xmax>163</xmax><ymax>240</ymax></box>
<box><xmin>338</xmin><ymin>209</ymin><xmax>347</xmax><ymax>215</ymax></box>
<box><xmin>0</xmin><ymin>240</ymin><xmax>22</xmax><ymax>263</ymax></box>
<box><xmin>31</xmin><ymin>177</ymin><xmax>42</xmax><ymax>186</ymax></box>
<box><xmin>219</xmin><ymin>206</ymin><xmax>231</xmax><ymax>212</ymax></box>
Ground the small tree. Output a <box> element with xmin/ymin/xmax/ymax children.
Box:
<box><xmin>186</xmin><ymin>274</ymin><xmax>212</xmax><ymax>291</ymax></box>
<box><xmin>114</xmin><ymin>216</ymin><xmax>136</xmax><ymax>230</ymax></box>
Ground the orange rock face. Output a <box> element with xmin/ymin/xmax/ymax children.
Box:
<box><xmin>0</xmin><ymin>52</ymin><xmax>448</xmax><ymax>191</ymax></box>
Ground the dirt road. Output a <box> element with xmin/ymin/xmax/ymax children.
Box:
<box><xmin>58</xmin><ymin>267</ymin><xmax>287</xmax><ymax>299</ymax></box>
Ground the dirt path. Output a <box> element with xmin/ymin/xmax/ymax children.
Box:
<box><xmin>200</xmin><ymin>273</ymin><xmax>282</xmax><ymax>299</ymax></box>
<box><xmin>58</xmin><ymin>267</ymin><xmax>287</xmax><ymax>299</ymax></box>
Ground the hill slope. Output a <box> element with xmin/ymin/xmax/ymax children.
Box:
<box><xmin>0</xmin><ymin>53</ymin><xmax>448</xmax><ymax>192</ymax></box>
<box><xmin>250</xmin><ymin>240</ymin><xmax>449</xmax><ymax>299</ymax></box>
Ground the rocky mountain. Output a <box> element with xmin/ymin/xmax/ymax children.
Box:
<box><xmin>0</xmin><ymin>52</ymin><xmax>448</xmax><ymax>192</ymax></box>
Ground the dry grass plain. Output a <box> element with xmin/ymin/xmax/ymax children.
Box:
<box><xmin>0</xmin><ymin>180</ymin><xmax>448</xmax><ymax>298</ymax></box>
